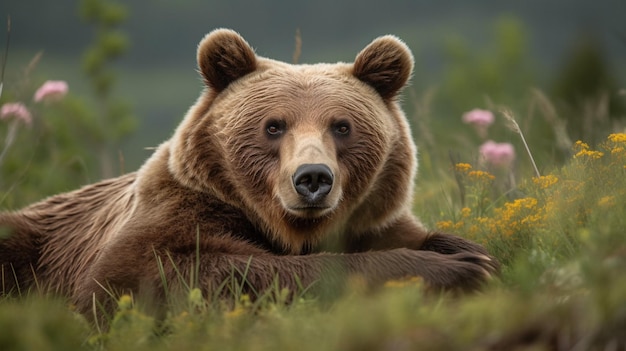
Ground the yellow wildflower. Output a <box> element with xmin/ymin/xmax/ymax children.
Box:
<box><xmin>384</xmin><ymin>276</ymin><xmax>423</xmax><ymax>288</ymax></box>
<box><xmin>520</xmin><ymin>212</ymin><xmax>543</xmax><ymax>225</ymax></box>
<box><xmin>492</xmin><ymin>197</ymin><xmax>540</xmax><ymax>237</ymax></box>
<box><xmin>436</xmin><ymin>220</ymin><xmax>454</xmax><ymax>231</ymax></box>
<box><xmin>597</xmin><ymin>196</ymin><xmax>615</xmax><ymax>208</ymax></box>
<box><xmin>468</xmin><ymin>170</ymin><xmax>495</xmax><ymax>181</ymax></box>
<box><xmin>225</xmin><ymin>306</ymin><xmax>245</xmax><ymax>319</ymax></box>
<box><xmin>239</xmin><ymin>294</ymin><xmax>252</xmax><ymax>307</ymax></box>
<box><xmin>188</xmin><ymin>288</ymin><xmax>204</xmax><ymax>309</ymax></box>
<box><xmin>453</xmin><ymin>221</ymin><xmax>465</xmax><ymax>231</ymax></box>
<box><xmin>574</xmin><ymin>149</ymin><xmax>604</xmax><ymax>159</ymax></box>
<box><xmin>573</xmin><ymin>140</ymin><xmax>604</xmax><ymax>159</ymax></box>
<box><xmin>497</xmin><ymin>197</ymin><xmax>538</xmax><ymax>218</ymax></box>
<box><xmin>117</xmin><ymin>294</ymin><xmax>133</xmax><ymax>310</ymax></box>
<box><xmin>574</xmin><ymin>140</ymin><xmax>589</xmax><ymax>150</ymax></box>
<box><xmin>468</xmin><ymin>224</ymin><xmax>481</xmax><ymax>237</ymax></box>
<box><xmin>475</xmin><ymin>217</ymin><xmax>489</xmax><ymax>225</ymax></box>
<box><xmin>455</xmin><ymin>163</ymin><xmax>472</xmax><ymax>172</ymax></box>
<box><xmin>460</xmin><ymin>207</ymin><xmax>472</xmax><ymax>218</ymax></box>
<box><xmin>608</xmin><ymin>133</ymin><xmax>626</xmax><ymax>143</ymax></box>
<box><xmin>533</xmin><ymin>175</ymin><xmax>559</xmax><ymax>189</ymax></box>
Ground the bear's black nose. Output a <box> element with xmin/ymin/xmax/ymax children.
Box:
<box><xmin>293</xmin><ymin>164</ymin><xmax>333</xmax><ymax>203</ymax></box>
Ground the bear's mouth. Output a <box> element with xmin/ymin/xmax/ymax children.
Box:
<box><xmin>286</xmin><ymin>205</ymin><xmax>332</xmax><ymax>218</ymax></box>
<box><xmin>284</xmin><ymin>209</ymin><xmax>331</xmax><ymax>228</ymax></box>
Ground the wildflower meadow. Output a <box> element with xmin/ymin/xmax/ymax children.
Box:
<box><xmin>2</xmin><ymin>3</ymin><xmax>626</xmax><ymax>350</ymax></box>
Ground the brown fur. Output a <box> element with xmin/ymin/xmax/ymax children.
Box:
<box><xmin>0</xmin><ymin>29</ymin><xmax>498</xmax><ymax>320</ymax></box>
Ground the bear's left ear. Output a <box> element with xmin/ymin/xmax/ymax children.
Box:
<box><xmin>197</xmin><ymin>28</ymin><xmax>257</xmax><ymax>92</ymax></box>
<box><xmin>353</xmin><ymin>35</ymin><xmax>414</xmax><ymax>100</ymax></box>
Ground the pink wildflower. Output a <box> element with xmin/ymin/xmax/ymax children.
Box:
<box><xmin>462</xmin><ymin>109</ymin><xmax>494</xmax><ymax>138</ymax></box>
<box><xmin>33</xmin><ymin>80</ymin><xmax>68</xmax><ymax>103</ymax></box>
<box><xmin>462</xmin><ymin>109</ymin><xmax>494</xmax><ymax>126</ymax></box>
<box><xmin>479</xmin><ymin>140</ymin><xmax>516</xmax><ymax>168</ymax></box>
<box><xmin>1</xmin><ymin>102</ymin><xmax>32</xmax><ymax>126</ymax></box>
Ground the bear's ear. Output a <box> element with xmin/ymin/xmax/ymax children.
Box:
<box><xmin>197</xmin><ymin>29</ymin><xmax>257</xmax><ymax>92</ymax></box>
<box><xmin>353</xmin><ymin>35</ymin><xmax>414</xmax><ymax>100</ymax></box>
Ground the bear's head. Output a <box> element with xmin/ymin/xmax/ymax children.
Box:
<box><xmin>169</xmin><ymin>29</ymin><xmax>416</xmax><ymax>252</ymax></box>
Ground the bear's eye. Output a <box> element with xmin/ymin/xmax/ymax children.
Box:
<box><xmin>265</xmin><ymin>120</ymin><xmax>285</xmax><ymax>138</ymax></box>
<box><xmin>333</xmin><ymin>121</ymin><xmax>351</xmax><ymax>136</ymax></box>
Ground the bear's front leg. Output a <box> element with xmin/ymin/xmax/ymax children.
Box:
<box><xmin>75</xmin><ymin>229</ymin><xmax>496</xmax><ymax>323</ymax></box>
<box><xmin>348</xmin><ymin>212</ymin><xmax>500</xmax><ymax>285</ymax></box>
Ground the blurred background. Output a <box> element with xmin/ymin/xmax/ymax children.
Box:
<box><xmin>0</xmin><ymin>0</ymin><xmax>624</xmax><ymax>207</ymax></box>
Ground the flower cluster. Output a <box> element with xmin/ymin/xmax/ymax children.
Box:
<box><xmin>451</xmin><ymin>162</ymin><xmax>495</xmax><ymax>214</ymax></box>
<box><xmin>462</xmin><ymin>109</ymin><xmax>494</xmax><ymax>126</ymax></box>
<box><xmin>437</xmin><ymin>191</ymin><xmax>547</xmax><ymax>245</ymax></box>
<box><xmin>462</xmin><ymin>109</ymin><xmax>494</xmax><ymax>139</ymax></box>
<box><xmin>606</xmin><ymin>133</ymin><xmax>626</xmax><ymax>167</ymax></box>
<box><xmin>479</xmin><ymin>140</ymin><xmax>516</xmax><ymax>168</ymax></box>
<box><xmin>532</xmin><ymin>174</ymin><xmax>559</xmax><ymax>189</ymax></box>
<box><xmin>0</xmin><ymin>103</ymin><xmax>32</xmax><ymax>125</ymax></box>
<box><xmin>490</xmin><ymin>197</ymin><xmax>542</xmax><ymax>238</ymax></box>
<box><xmin>607</xmin><ymin>133</ymin><xmax>626</xmax><ymax>143</ymax></box>
<box><xmin>573</xmin><ymin>141</ymin><xmax>604</xmax><ymax>160</ymax></box>
<box><xmin>0</xmin><ymin>80</ymin><xmax>68</xmax><ymax>127</ymax></box>
<box><xmin>1</xmin><ymin>80</ymin><xmax>69</xmax><ymax>166</ymax></box>
<box><xmin>33</xmin><ymin>80</ymin><xmax>69</xmax><ymax>103</ymax></box>
<box><xmin>437</xmin><ymin>133</ymin><xmax>626</xmax><ymax>263</ymax></box>
<box><xmin>461</xmin><ymin>108</ymin><xmax>517</xmax><ymax>170</ymax></box>
<box><xmin>571</xmin><ymin>134</ymin><xmax>626</xmax><ymax>170</ymax></box>
<box><xmin>467</xmin><ymin>170</ymin><xmax>495</xmax><ymax>181</ymax></box>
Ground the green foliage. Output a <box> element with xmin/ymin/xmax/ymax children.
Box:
<box><xmin>79</xmin><ymin>0</ymin><xmax>135</xmax><ymax>178</ymax></box>
<box><xmin>0</xmin><ymin>0</ymin><xmax>135</xmax><ymax>206</ymax></box>
<box><xmin>0</xmin><ymin>99</ymin><xmax>99</xmax><ymax>207</ymax></box>
<box><xmin>79</xmin><ymin>0</ymin><xmax>128</xmax><ymax>27</ymax></box>
<box><xmin>0</xmin><ymin>298</ymin><xmax>89</xmax><ymax>351</ymax></box>
<box><xmin>550</xmin><ymin>34</ymin><xmax>626</xmax><ymax>144</ymax></box>
<box><xmin>414</xmin><ymin>16</ymin><xmax>560</xmax><ymax>177</ymax></box>
<box><xmin>437</xmin><ymin>16</ymin><xmax>535</xmax><ymax>116</ymax></box>
<box><xmin>80</xmin><ymin>0</ymin><xmax>129</xmax><ymax>100</ymax></box>
<box><xmin>0</xmin><ymin>54</ymin><xmax>102</xmax><ymax>206</ymax></box>
<box><xmin>414</xmin><ymin>15</ymin><xmax>624</xmax><ymax>181</ymax></box>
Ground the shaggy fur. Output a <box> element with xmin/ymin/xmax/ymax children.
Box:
<box><xmin>0</xmin><ymin>29</ymin><xmax>498</xmax><ymax>320</ymax></box>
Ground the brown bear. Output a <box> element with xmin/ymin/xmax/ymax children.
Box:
<box><xmin>0</xmin><ymin>29</ymin><xmax>498</xmax><ymax>319</ymax></box>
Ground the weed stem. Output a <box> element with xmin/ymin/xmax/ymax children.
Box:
<box><xmin>500</xmin><ymin>107</ymin><xmax>541</xmax><ymax>178</ymax></box>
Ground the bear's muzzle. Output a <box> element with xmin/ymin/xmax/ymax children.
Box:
<box><xmin>292</xmin><ymin>163</ymin><xmax>334</xmax><ymax>205</ymax></box>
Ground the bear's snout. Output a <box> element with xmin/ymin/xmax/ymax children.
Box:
<box><xmin>275</xmin><ymin>133</ymin><xmax>342</xmax><ymax>218</ymax></box>
<box><xmin>292</xmin><ymin>164</ymin><xmax>333</xmax><ymax>204</ymax></box>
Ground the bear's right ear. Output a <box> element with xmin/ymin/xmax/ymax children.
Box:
<box><xmin>197</xmin><ymin>29</ymin><xmax>257</xmax><ymax>92</ymax></box>
<box><xmin>353</xmin><ymin>35</ymin><xmax>414</xmax><ymax>100</ymax></box>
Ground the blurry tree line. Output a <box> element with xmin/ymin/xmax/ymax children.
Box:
<box><xmin>0</xmin><ymin>2</ymin><xmax>624</xmax><ymax>207</ymax></box>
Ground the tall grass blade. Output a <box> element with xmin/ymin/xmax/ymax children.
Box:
<box><xmin>0</xmin><ymin>16</ymin><xmax>10</xmax><ymax>99</ymax></box>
